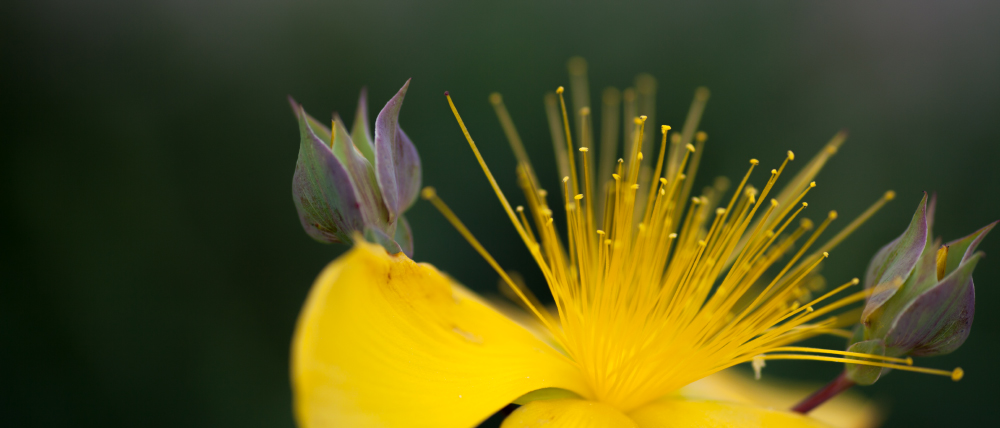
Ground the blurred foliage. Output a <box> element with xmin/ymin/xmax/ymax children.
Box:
<box><xmin>1</xmin><ymin>1</ymin><xmax>998</xmax><ymax>427</ymax></box>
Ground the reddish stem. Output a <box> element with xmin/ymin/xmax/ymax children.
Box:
<box><xmin>792</xmin><ymin>371</ymin><xmax>856</xmax><ymax>414</ymax></box>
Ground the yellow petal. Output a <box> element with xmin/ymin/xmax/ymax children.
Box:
<box><xmin>679</xmin><ymin>371</ymin><xmax>880</xmax><ymax>428</ymax></box>
<box><xmin>629</xmin><ymin>398</ymin><xmax>833</xmax><ymax>428</ymax></box>
<box><xmin>292</xmin><ymin>242</ymin><xmax>590</xmax><ymax>428</ymax></box>
<box><xmin>501</xmin><ymin>399</ymin><xmax>637</xmax><ymax>428</ymax></box>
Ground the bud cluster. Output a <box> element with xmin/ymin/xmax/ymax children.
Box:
<box><xmin>289</xmin><ymin>80</ymin><xmax>420</xmax><ymax>255</ymax></box>
<box><xmin>846</xmin><ymin>193</ymin><xmax>994</xmax><ymax>384</ymax></box>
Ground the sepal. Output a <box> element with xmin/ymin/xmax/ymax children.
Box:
<box><xmin>290</xmin><ymin>100</ymin><xmax>364</xmax><ymax>244</ymax></box>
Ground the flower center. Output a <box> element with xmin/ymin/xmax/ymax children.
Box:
<box><xmin>426</xmin><ymin>77</ymin><xmax>961</xmax><ymax>412</ymax></box>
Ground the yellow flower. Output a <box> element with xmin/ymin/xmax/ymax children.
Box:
<box><xmin>291</xmin><ymin>60</ymin><xmax>960</xmax><ymax>427</ymax></box>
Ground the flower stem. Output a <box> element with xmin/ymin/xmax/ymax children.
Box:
<box><xmin>791</xmin><ymin>371</ymin><xmax>855</xmax><ymax>413</ymax></box>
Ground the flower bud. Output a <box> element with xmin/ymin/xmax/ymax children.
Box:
<box><xmin>845</xmin><ymin>193</ymin><xmax>994</xmax><ymax>384</ymax></box>
<box><xmin>289</xmin><ymin>80</ymin><xmax>421</xmax><ymax>255</ymax></box>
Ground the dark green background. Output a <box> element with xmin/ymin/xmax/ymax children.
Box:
<box><xmin>3</xmin><ymin>1</ymin><xmax>998</xmax><ymax>427</ymax></box>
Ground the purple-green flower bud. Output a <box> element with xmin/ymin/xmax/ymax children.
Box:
<box><xmin>845</xmin><ymin>192</ymin><xmax>995</xmax><ymax>385</ymax></box>
<box><xmin>289</xmin><ymin>80</ymin><xmax>421</xmax><ymax>256</ymax></box>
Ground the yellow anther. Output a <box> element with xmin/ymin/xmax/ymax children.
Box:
<box><xmin>488</xmin><ymin>92</ymin><xmax>502</xmax><ymax>105</ymax></box>
<box><xmin>669</xmin><ymin>233</ymin><xmax>678</xmax><ymax>239</ymax></box>
<box><xmin>659</xmin><ymin>177</ymin><xmax>668</xmax><ymax>185</ymax></box>
<box><xmin>851</xmin><ymin>278</ymin><xmax>860</xmax><ymax>285</ymax></box>
<box><xmin>638</xmin><ymin>152</ymin><xmax>644</xmax><ymax>160</ymax></box>
<box><xmin>631</xmin><ymin>184</ymin><xmax>640</xmax><ymax>190</ymax></box>
<box><xmin>809</xmin><ymin>181</ymin><xmax>816</xmax><ymax>188</ymax></box>
<box><xmin>579</xmin><ymin>147</ymin><xmax>589</xmax><ymax>152</ymax></box>
<box><xmin>556</xmin><ymin>86</ymin><xmax>565</xmax><ymax>94</ymax></box>
<box><xmin>802</xmin><ymin>202</ymin><xmax>809</xmax><ymax>207</ymax></box>
<box><xmin>696</xmin><ymin>131</ymin><xmax>707</xmax><ymax>142</ymax></box>
<box><xmin>516</xmin><ymin>205</ymin><xmax>524</xmax><ymax>212</ymax></box>
<box><xmin>771</xmin><ymin>169</ymin><xmax>778</xmax><ymax>175</ymax></box>
<box><xmin>787</xmin><ymin>150</ymin><xmax>795</xmax><ymax>161</ymax></box>
<box><xmin>538</xmin><ymin>189</ymin><xmax>548</xmax><ymax>197</ymax></box>
<box><xmin>905</xmin><ymin>357</ymin><xmax>914</xmax><ymax>365</ymax></box>
<box><xmin>801</xmin><ymin>218</ymin><xmax>815</xmax><ymax>230</ymax></box>
<box><xmin>885</xmin><ymin>190</ymin><xmax>896</xmax><ymax>200</ymax></box>
<box><xmin>771</xmin><ymin>198</ymin><xmax>779</xmax><ymax>207</ymax></box>
<box><xmin>421</xmin><ymin>186</ymin><xmax>437</xmax><ymax>199</ymax></box>
<box><xmin>563</xmin><ymin>176</ymin><xmax>570</xmax><ymax>183</ymax></box>
<box><xmin>686</xmin><ymin>143</ymin><xmax>696</xmax><ymax>152</ymax></box>
<box><xmin>716</xmin><ymin>208</ymin><xmax>726</xmax><ymax>215</ymax></box>
<box><xmin>639</xmin><ymin>115</ymin><xmax>647</xmax><ymax>122</ymax></box>
<box><xmin>829</xmin><ymin>211</ymin><xmax>838</xmax><ymax>220</ymax></box>
<box><xmin>750</xmin><ymin>159</ymin><xmax>760</xmax><ymax>165</ymax></box>
<box><xmin>596</xmin><ymin>230</ymin><xmax>605</xmax><ymax>235</ymax></box>
<box><xmin>661</xmin><ymin>125</ymin><xmax>671</xmax><ymax>132</ymax></box>
<box><xmin>575</xmin><ymin>194</ymin><xmax>584</xmax><ymax>200</ymax></box>
<box><xmin>634</xmin><ymin>117</ymin><xmax>643</xmax><ymax>125</ymax></box>
<box><xmin>581</xmin><ymin>107</ymin><xmax>591</xmax><ymax>116</ymax></box>
<box><xmin>612</xmin><ymin>174</ymin><xmax>621</xmax><ymax>181</ymax></box>
<box><xmin>952</xmin><ymin>368</ymin><xmax>964</xmax><ymax>381</ymax></box>
<box><xmin>822</xmin><ymin>252</ymin><xmax>829</xmax><ymax>258</ymax></box>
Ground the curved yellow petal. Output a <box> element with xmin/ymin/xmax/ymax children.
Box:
<box><xmin>501</xmin><ymin>399</ymin><xmax>637</xmax><ymax>428</ymax></box>
<box><xmin>679</xmin><ymin>371</ymin><xmax>880</xmax><ymax>428</ymax></box>
<box><xmin>629</xmin><ymin>398</ymin><xmax>833</xmax><ymax>428</ymax></box>
<box><xmin>292</xmin><ymin>242</ymin><xmax>590</xmax><ymax>428</ymax></box>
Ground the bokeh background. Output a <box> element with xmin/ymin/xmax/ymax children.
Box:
<box><xmin>3</xmin><ymin>0</ymin><xmax>999</xmax><ymax>427</ymax></box>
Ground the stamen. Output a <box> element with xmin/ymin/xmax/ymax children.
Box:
<box><xmin>556</xmin><ymin>87</ymin><xmax>581</xmax><ymax>197</ymax></box>
<box><xmin>421</xmin><ymin>187</ymin><xmax>560</xmax><ymax>338</ymax></box>
<box><xmin>769</xmin><ymin>347</ymin><xmax>913</xmax><ymax>365</ymax></box>
<box><xmin>813</xmin><ymin>190</ymin><xmax>895</xmax><ymax>256</ymax></box>
<box><xmin>489</xmin><ymin>92</ymin><xmax>537</xmax><ymax>184</ymax></box>
<box><xmin>759</xmin><ymin>354</ymin><xmax>962</xmax><ymax>381</ymax></box>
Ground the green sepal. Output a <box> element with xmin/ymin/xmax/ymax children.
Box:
<box><xmin>363</xmin><ymin>227</ymin><xmax>403</xmax><ymax>255</ymax></box>
<box><xmin>394</xmin><ymin>214</ymin><xmax>414</xmax><ymax>257</ymax></box>
<box><xmin>844</xmin><ymin>337</ymin><xmax>886</xmax><ymax>386</ymax></box>
<box><xmin>331</xmin><ymin>114</ymin><xmax>392</xmax><ymax>233</ymax></box>
<box><xmin>861</xmin><ymin>193</ymin><xmax>929</xmax><ymax>324</ymax></box>
<box><xmin>512</xmin><ymin>388</ymin><xmax>583</xmax><ymax>405</ymax></box>
<box><xmin>290</xmin><ymin>100</ymin><xmax>364</xmax><ymax>244</ymax></box>
<box><xmin>350</xmin><ymin>87</ymin><xmax>377</xmax><ymax>164</ymax></box>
